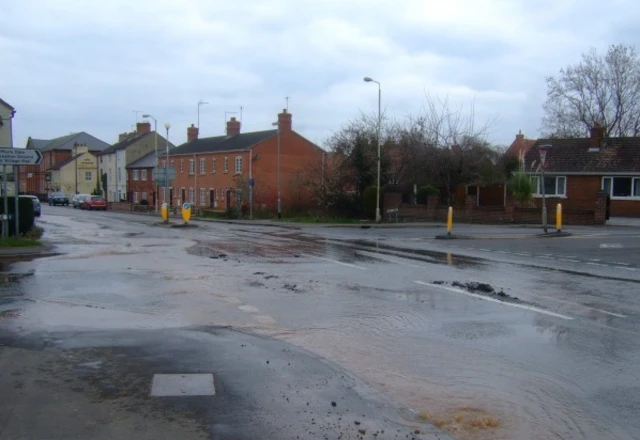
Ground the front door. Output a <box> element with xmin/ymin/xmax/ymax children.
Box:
<box><xmin>209</xmin><ymin>190</ymin><xmax>215</xmax><ymax>208</ymax></box>
<box><xmin>181</xmin><ymin>189</ymin><xmax>186</xmax><ymax>205</ymax></box>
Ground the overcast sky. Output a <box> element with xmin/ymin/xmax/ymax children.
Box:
<box><xmin>2</xmin><ymin>0</ymin><xmax>639</xmax><ymax>149</ymax></box>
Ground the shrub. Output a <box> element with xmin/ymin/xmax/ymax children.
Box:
<box><xmin>362</xmin><ymin>185</ymin><xmax>379</xmax><ymax>219</ymax></box>
<box><xmin>24</xmin><ymin>226</ymin><xmax>44</xmax><ymax>239</ymax></box>
<box><xmin>508</xmin><ymin>172</ymin><xmax>534</xmax><ymax>205</ymax></box>
<box><xmin>0</xmin><ymin>197</ymin><xmax>35</xmax><ymax>236</ymax></box>
<box><xmin>416</xmin><ymin>185</ymin><xmax>440</xmax><ymax>204</ymax></box>
<box><xmin>139</xmin><ymin>199</ymin><xmax>149</xmax><ymax>206</ymax></box>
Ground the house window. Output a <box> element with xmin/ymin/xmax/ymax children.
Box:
<box><xmin>188</xmin><ymin>188</ymin><xmax>195</xmax><ymax>204</ymax></box>
<box><xmin>133</xmin><ymin>170</ymin><xmax>139</xmax><ymax>181</ymax></box>
<box><xmin>170</xmin><ymin>160</ymin><xmax>175</xmax><ymax>169</ymax></box>
<box><xmin>224</xmin><ymin>157</ymin><xmax>229</xmax><ymax>173</ymax></box>
<box><xmin>134</xmin><ymin>192</ymin><xmax>139</xmax><ymax>203</ymax></box>
<box><xmin>532</xmin><ymin>176</ymin><xmax>566</xmax><ymax>197</ymax></box>
<box><xmin>235</xmin><ymin>156</ymin><xmax>243</xmax><ymax>174</ymax></box>
<box><xmin>118</xmin><ymin>168</ymin><xmax>121</xmax><ymax>181</ymax></box>
<box><xmin>142</xmin><ymin>192</ymin><xmax>147</xmax><ymax>201</ymax></box>
<box><xmin>180</xmin><ymin>159</ymin><xmax>184</xmax><ymax>173</ymax></box>
<box><xmin>215</xmin><ymin>189</ymin><xmax>219</xmax><ymax>200</ymax></box>
<box><xmin>85</xmin><ymin>172</ymin><xmax>92</xmax><ymax>181</ymax></box>
<box><xmin>141</xmin><ymin>170</ymin><xmax>147</xmax><ymax>181</ymax></box>
<box><xmin>602</xmin><ymin>177</ymin><xmax>640</xmax><ymax>198</ymax></box>
<box><xmin>200</xmin><ymin>188</ymin><xmax>206</xmax><ymax>206</ymax></box>
<box><xmin>200</xmin><ymin>158</ymin><xmax>206</xmax><ymax>174</ymax></box>
<box><xmin>189</xmin><ymin>159</ymin><xmax>195</xmax><ymax>175</ymax></box>
<box><xmin>212</xmin><ymin>158</ymin><xmax>216</xmax><ymax>173</ymax></box>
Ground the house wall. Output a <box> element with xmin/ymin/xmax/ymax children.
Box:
<box><xmin>100</xmin><ymin>153</ymin><xmax>117</xmax><ymax>202</ymax></box>
<box><xmin>0</xmin><ymin>102</ymin><xmax>13</xmax><ymax>148</ymax></box>
<box><xmin>127</xmin><ymin>167</ymin><xmax>156</xmax><ymax>204</ymax></box>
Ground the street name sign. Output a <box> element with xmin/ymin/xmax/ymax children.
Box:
<box><xmin>0</xmin><ymin>149</ymin><xmax>43</xmax><ymax>165</ymax></box>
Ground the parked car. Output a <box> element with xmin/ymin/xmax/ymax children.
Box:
<box><xmin>72</xmin><ymin>194</ymin><xmax>91</xmax><ymax>209</ymax></box>
<box><xmin>81</xmin><ymin>196</ymin><xmax>108</xmax><ymax>211</ymax></box>
<box><xmin>49</xmin><ymin>192</ymin><xmax>69</xmax><ymax>206</ymax></box>
<box><xmin>20</xmin><ymin>195</ymin><xmax>41</xmax><ymax>217</ymax></box>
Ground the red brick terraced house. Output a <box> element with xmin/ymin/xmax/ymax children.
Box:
<box><xmin>524</xmin><ymin>123</ymin><xmax>640</xmax><ymax>218</ymax></box>
<box><xmin>126</xmin><ymin>151</ymin><xmax>157</xmax><ymax>205</ymax></box>
<box><xmin>166</xmin><ymin>110</ymin><xmax>324</xmax><ymax>212</ymax></box>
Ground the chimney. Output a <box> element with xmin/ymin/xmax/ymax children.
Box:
<box><xmin>187</xmin><ymin>124</ymin><xmax>199</xmax><ymax>142</ymax></box>
<box><xmin>136</xmin><ymin>122</ymin><xmax>151</xmax><ymax>135</ymax></box>
<box><xmin>226</xmin><ymin>117</ymin><xmax>241</xmax><ymax>136</ymax></box>
<box><xmin>277</xmin><ymin>109</ymin><xmax>292</xmax><ymax>132</ymax></box>
<box><xmin>118</xmin><ymin>132</ymin><xmax>130</xmax><ymax>142</ymax></box>
<box><xmin>515</xmin><ymin>129</ymin><xmax>524</xmax><ymax>142</ymax></box>
<box><xmin>589</xmin><ymin>122</ymin><xmax>605</xmax><ymax>149</ymax></box>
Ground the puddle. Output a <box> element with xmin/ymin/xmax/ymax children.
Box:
<box><xmin>0</xmin><ymin>308</ymin><xmax>22</xmax><ymax>318</ymax></box>
<box><xmin>419</xmin><ymin>407</ymin><xmax>501</xmax><ymax>438</ymax></box>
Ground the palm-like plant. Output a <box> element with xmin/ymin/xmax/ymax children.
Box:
<box><xmin>508</xmin><ymin>172</ymin><xmax>534</xmax><ymax>206</ymax></box>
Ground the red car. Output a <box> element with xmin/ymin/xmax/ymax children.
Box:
<box><xmin>81</xmin><ymin>196</ymin><xmax>108</xmax><ymax>211</ymax></box>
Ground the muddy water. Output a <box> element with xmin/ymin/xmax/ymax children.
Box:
<box><xmin>2</xmin><ymin>216</ymin><xmax>639</xmax><ymax>440</ymax></box>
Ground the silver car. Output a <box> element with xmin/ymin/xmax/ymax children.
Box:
<box><xmin>72</xmin><ymin>194</ymin><xmax>92</xmax><ymax>209</ymax></box>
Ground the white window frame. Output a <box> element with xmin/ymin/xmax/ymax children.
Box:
<box><xmin>142</xmin><ymin>192</ymin><xmax>147</xmax><ymax>201</ymax></box>
<box><xmin>215</xmin><ymin>188</ymin><xmax>219</xmax><ymax>200</ymax></box>
<box><xmin>188</xmin><ymin>187</ymin><xmax>195</xmax><ymax>204</ymax></box>
<box><xmin>602</xmin><ymin>176</ymin><xmax>640</xmax><ymax>199</ymax></box>
<box><xmin>200</xmin><ymin>188</ymin><xmax>206</xmax><ymax>206</ymax></box>
<box><xmin>133</xmin><ymin>170</ymin><xmax>139</xmax><ymax>181</ymax></box>
<box><xmin>200</xmin><ymin>158</ymin><xmax>206</xmax><ymax>174</ymax></box>
<box><xmin>224</xmin><ymin>157</ymin><xmax>229</xmax><ymax>173</ymax></box>
<box><xmin>235</xmin><ymin>156</ymin><xmax>243</xmax><ymax>174</ymax></box>
<box><xmin>85</xmin><ymin>171</ymin><xmax>92</xmax><ymax>181</ymax></box>
<box><xmin>141</xmin><ymin>170</ymin><xmax>147</xmax><ymax>181</ymax></box>
<box><xmin>180</xmin><ymin>159</ymin><xmax>184</xmax><ymax>173</ymax></box>
<box><xmin>212</xmin><ymin>158</ymin><xmax>216</xmax><ymax>173</ymax></box>
<box><xmin>531</xmin><ymin>175</ymin><xmax>567</xmax><ymax>198</ymax></box>
<box><xmin>189</xmin><ymin>159</ymin><xmax>195</xmax><ymax>175</ymax></box>
<box><xmin>134</xmin><ymin>192</ymin><xmax>139</xmax><ymax>203</ymax></box>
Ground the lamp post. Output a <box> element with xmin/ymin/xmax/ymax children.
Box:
<box><xmin>142</xmin><ymin>114</ymin><xmax>158</xmax><ymax>213</ymax></box>
<box><xmin>539</xmin><ymin>144</ymin><xmax>551</xmax><ymax>234</ymax></box>
<box><xmin>164</xmin><ymin>123</ymin><xmax>170</xmax><ymax>205</ymax></box>
<box><xmin>271</xmin><ymin>121</ymin><xmax>282</xmax><ymax>219</ymax></box>
<box><xmin>364</xmin><ymin>76</ymin><xmax>382</xmax><ymax>223</ymax></box>
<box><xmin>197</xmin><ymin>100</ymin><xmax>208</xmax><ymax>129</ymax></box>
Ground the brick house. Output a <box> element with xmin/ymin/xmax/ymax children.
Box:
<box><xmin>505</xmin><ymin>129</ymin><xmax>536</xmax><ymax>162</ymax></box>
<box><xmin>524</xmin><ymin>123</ymin><xmax>640</xmax><ymax>218</ymax></box>
<box><xmin>20</xmin><ymin>132</ymin><xmax>110</xmax><ymax>198</ymax></box>
<box><xmin>126</xmin><ymin>151</ymin><xmax>157</xmax><ymax>205</ymax></box>
<box><xmin>166</xmin><ymin>110</ymin><xmax>323</xmax><ymax>212</ymax></box>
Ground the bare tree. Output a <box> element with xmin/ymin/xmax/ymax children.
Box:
<box><xmin>542</xmin><ymin>44</ymin><xmax>640</xmax><ymax>137</ymax></box>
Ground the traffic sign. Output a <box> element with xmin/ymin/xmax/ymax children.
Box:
<box><xmin>153</xmin><ymin>167</ymin><xmax>176</xmax><ymax>180</ymax></box>
<box><xmin>0</xmin><ymin>149</ymin><xmax>42</xmax><ymax>165</ymax></box>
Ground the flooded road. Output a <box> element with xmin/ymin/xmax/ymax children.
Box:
<box><xmin>2</xmin><ymin>207</ymin><xmax>639</xmax><ymax>440</ymax></box>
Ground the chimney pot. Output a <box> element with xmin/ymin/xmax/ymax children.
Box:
<box><xmin>187</xmin><ymin>124</ymin><xmax>199</xmax><ymax>142</ymax></box>
<box><xmin>136</xmin><ymin>122</ymin><xmax>151</xmax><ymax>135</ymax></box>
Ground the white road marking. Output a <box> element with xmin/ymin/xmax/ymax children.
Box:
<box><xmin>619</xmin><ymin>266</ymin><xmax>638</xmax><ymax>271</ymax></box>
<box><xmin>589</xmin><ymin>259</ymin><xmax>601</xmax><ymax>262</ymax></box>
<box><xmin>587</xmin><ymin>262</ymin><xmax>607</xmax><ymax>267</ymax></box>
<box><xmin>513</xmin><ymin>252</ymin><xmax>531</xmax><ymax>256</ymax></box>
<box><xmin>496</xmin><ymin>251</ymin><xmax>511</xmax><ymax>254</ymax></box>
<box><xmin>558</xmin><ymin>259</ymin><xmax>580</xmax><ymax>263</ymax></box>
<box><xmin>538</xmin><ymin>255</ymin><xmax>555</xmax><ymax>259</ymax></box>
<box><xmin>479</xmin><ymin>249</ymin><xmax>493</xmax><ymax>252</ymax></box>
<box><xmin>600</xmin><ymin>243</ymin><xmax>623</xmax><ymax>249</ymax></box>
<box><xmin>615</xmin><ymin>262</ymin><xmax>631</xmax><ymax>266</ymax></box>
<box><xmin>539</xmin><ymin>296</ymin><xmax>627</xmax><ymax>318</ymax></box>
<box><xmin>414</xmin><ymin>281</ymin><xmax>573</xmax><ymax>320</ymax></box>
<box><xmin>311</xmin><ymin>256</ymin><xmax>368</xmax><ymax>270</ymax></box>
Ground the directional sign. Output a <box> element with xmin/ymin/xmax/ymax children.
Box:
<box><xmin>152</xmin><ymin>167</ymin><xmax>177</xmax><ymax>180</ymax></box>
<box><xmin>0</xmin><ymin>148</ymin><xmax>43</xmax><ymax>165</ymax></box>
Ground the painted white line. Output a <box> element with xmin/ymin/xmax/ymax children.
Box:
<box><xmin>600</xmin><ymin>243</ymin><xmax>623</xmax><ymax>249</ymax></box>
<box><xmin>479</xmin><ymin>249</ymin><xmax>493</xmax><ymax>252</ymax></box>
<box><xmin>539</xmin><ymin>296</ymin><xmax>627</xmax><ymax>318</ymax></box>
<box><xmin>587</xmin><ymin>262</ymin><xmax>607</xmax><ymax>267</ymax></box>
<box><xmin>311</xmin><ymin>256</ymin><xmax>368</xmax><ymax>270</ymax></box>
<box><xmin>615</xmin><ymin>262</ymin><xmax>631</xmax><ymax>266</ymax></box>
<box><xmin>356</xmin><ymin>251</ymin><xmax>423</xmax><ymax>268</ymax></box>
<box><xmin>537</xmin><ymin>255</ymin><xmax>555</xmax><ymax>259</ymax></box>
<box><xmin>513</xmin><ymin>252</ymin><xmax>530</xmax><ymax>257</ymax></box>
<box><xmin>558</xmin><ymin>259</ymin><xmax>580</xmax><ymax>263</ymax></box>
<box><xmin>496</xmin><ymin>251</ymin><xmax>511</xmax><ymax>254</ymax></box>
<box><xmin>589</xmin><ymin>259</ymin><xmax>602</xmax><ymax>262</ymax></box>
<box><xmin>619</xmin><ymin>266</ymin><xmax>638</xmax><ymax>271</ymax></box>
<box><xmin>414</xmin><ymin>281</ymin><xmax>573</xmax><ymax>320</ymax></box>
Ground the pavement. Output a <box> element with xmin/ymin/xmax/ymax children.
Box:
<box><xmin>1</xmin><ymin>205</ymin><xmax>640</xmax><ymax>440</ymax></box>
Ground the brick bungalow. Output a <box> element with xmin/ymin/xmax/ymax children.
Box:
<box><xmin>166</xmin><ymin>110</ymin><xmax>324</xmax><ymax>212</ymax></box>
<box><xmin>525</xmin><ymin>123</ymin><xmax>640</xmax><ymax>218</ymax></box>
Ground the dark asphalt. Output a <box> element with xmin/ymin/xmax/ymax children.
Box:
<box><xmin>1</xmin><ymin>204</ymin><xmax>639</xmax><ymax>440</ymax></box>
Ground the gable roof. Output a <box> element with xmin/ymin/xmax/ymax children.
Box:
<box><xmin>0</xmin><ymin>98</ymin><xmax>14</xmax><ymax>111</ymax></box>
<box><xmin>27</xmin><ymin>132</ymin><xmax>110</xmax><ymax>152</ymax></box>
<box><xmin>49</xmin><ymin>153</ymin><xmax>82</xmax><ymax>171</ymax></box>
<box><xmin>525</xmin><ymin>137</ymin><xmax>640</xmax><ymax>173</ymax></box>
<box><xmin>126</xmin><ymin>150</ymin><xmax>157</xmax><ymax>169</ymax></box>
<box><xmin>169</xmin><ymin>129</ymin><xmax>277</xmax><ymax>156</ymax></box>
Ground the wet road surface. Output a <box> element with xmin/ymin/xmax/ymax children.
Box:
<box><xmin>2</xmin><ymin>205</ymin><xmax>640</xmax><ymax>439</ymax></box>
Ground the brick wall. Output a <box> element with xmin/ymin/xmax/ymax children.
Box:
<box><xmin>610</xmin><ymin>199</ymin><xmax>640</xmax><ymax>217</ymax></box>
<box><xmin>127</xmin><ymin>167</ymin><xmax>156</xmax><ymax>204</ymax></box>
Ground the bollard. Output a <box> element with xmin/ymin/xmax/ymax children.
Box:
<box><xmin>447</xmin><ymin>206</ymin><xmax>453</xmax><ymax>236</ymax></box>
<box><xmin>182</xmin><ymin>203</ymin><xmax>191</xmax><ymax>224</ymax></box>
<box><xmin>161</xmin><ymin>202</ymin><xmax>169</xmax><ymax>223</ymax></box>
<box><xmin>556</xmin><ymin>203</ymin><xmax>562</xmax><ymax>232</ymax></box>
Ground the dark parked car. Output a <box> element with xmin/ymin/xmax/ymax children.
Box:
<box><xmin>81</xmin><ymin>196</ymin><xmax>108</xmax><ymax>211</ymax></box>
<box><xmin>20</xmin><ymin>195</ymin><xmax>41</xmax><ymax>217</ymax></box>
<box><xmin>49</xmin><ymin>192</ymin><xmax>69</xmax><ymax>206</ymax></box>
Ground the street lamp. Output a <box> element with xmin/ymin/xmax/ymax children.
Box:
<box><xmin>164</xmin><ymin>123</ymin><xmax>171</xmax><ymax>206</ymax></box>
<box><xmin>271</xmin><ymin>121</ymin><xmax>282</xmax><ymax>219</ymax></box>
<box><xmin>538</xmin><ymin>144</ymin><xmax>552</xmax><ymax>233</ymax></box>
<box><xmin>364</xmin><ymin>76</ymin><xmax>382</xmax><ymax>223</ymax></box>
<box><xmin>197</xmin><ymin>100</ymin><xmax>209</xmax><ymax>128</ymax></box>
<box><xmin>142</xmin><ymin>114</ymin><xmax>158</xmax><ymax>213</ymax></box>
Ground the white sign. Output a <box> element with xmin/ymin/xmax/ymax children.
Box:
<box><xmin>0</xmin><ymin>149</ymin><xmax>43</xmax><ymax>165</ymax></box>
<box><xmin>539</xmin><ymin>149</ymin><xmax>547</xmax><ymax>168</ymax></box>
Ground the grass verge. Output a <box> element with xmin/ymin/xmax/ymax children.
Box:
<box><xmin>0</xmin><ymin>237</ymin><xmax>42</xmax><ymax>248</ymax></box>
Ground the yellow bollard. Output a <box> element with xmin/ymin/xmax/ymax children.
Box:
<box><xmin>161</xmin><ymin>202</ymin><xmax>168</xmax><ymax>223</ymax></box>
<box><xmin>447</xmin><ymin>206</ymin><xmax>453</xmax><ymax>235</ymax></box>
<box><xmin>556</xmin><ymin>203</ymin><xmax>562</xmax><ymax>232</ymax></box>
<box><xmin>182</xmin><ymin>203</ymin><xmax>191</xmax><ymax>224</ymax></box>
